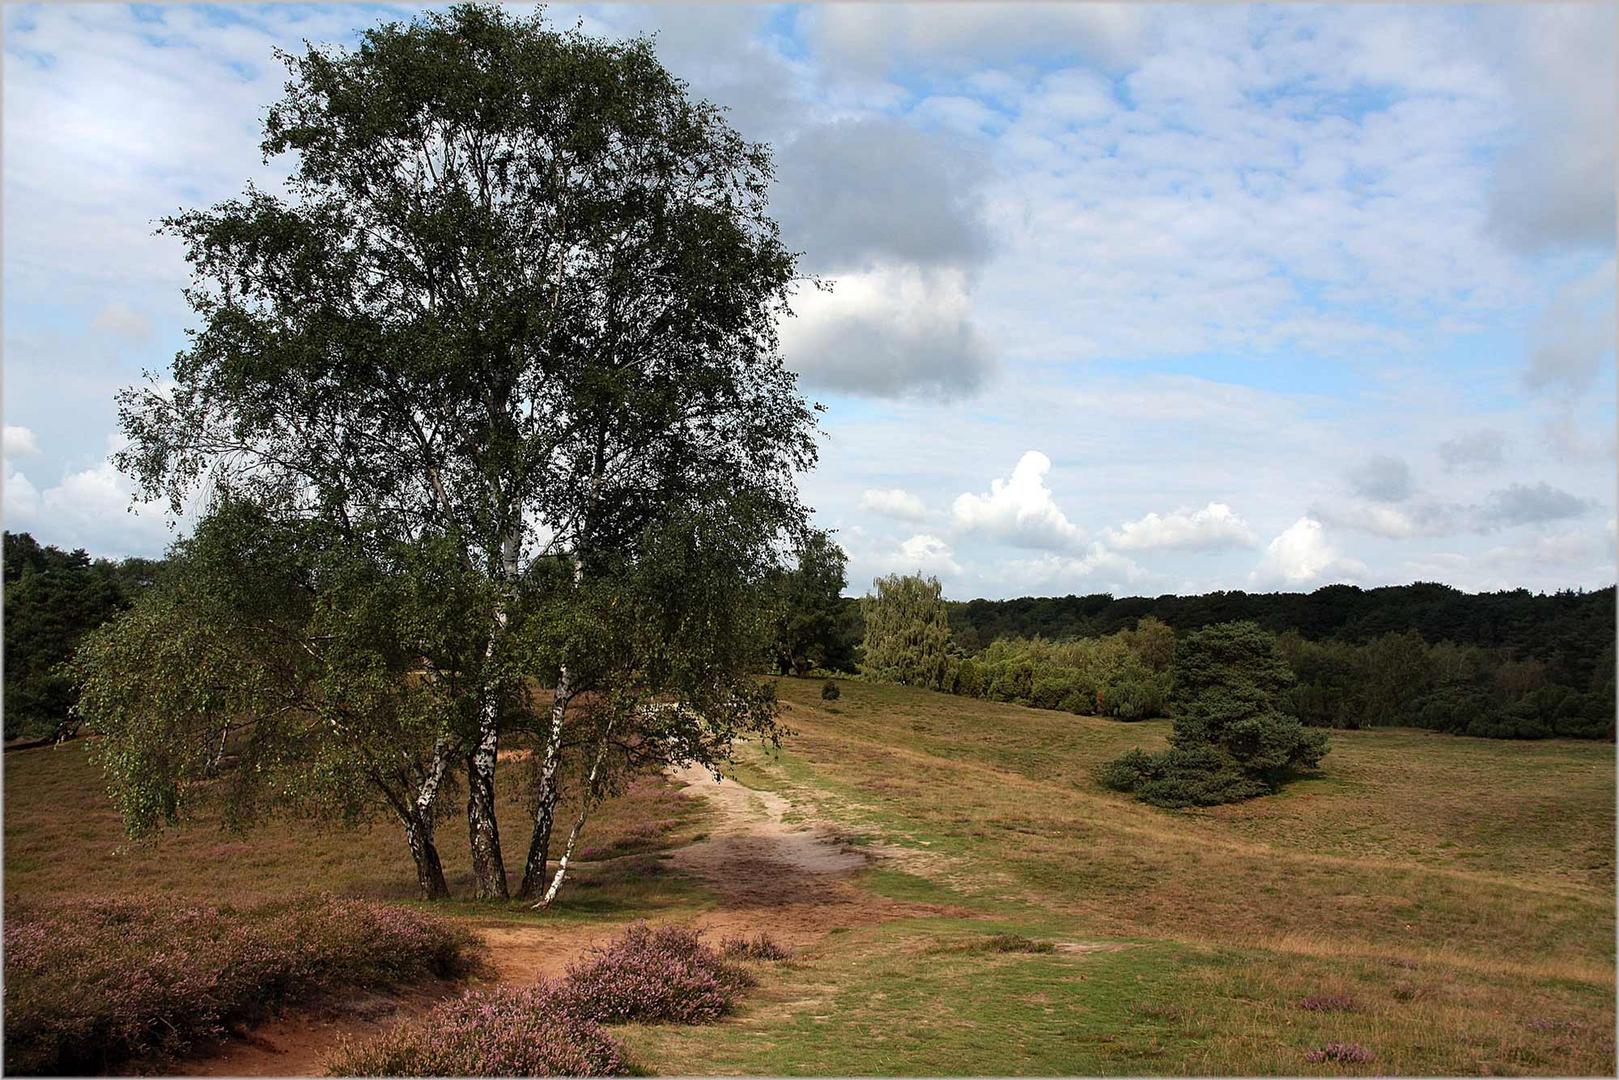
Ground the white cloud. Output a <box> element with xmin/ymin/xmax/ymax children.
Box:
<box><xmin>1523</xmin><ymin>258</ymin><xmax>1617</xmax><ymax>396</ymax></box>
<box><xmin>1313</xmin><ymin>499</ymin><xmax>1456</xmax><ymax>541</ymax></box>
<box><xmin>951</xmin><ymin>450</ymin><xmax>1085</xmax><ymax>550</ymax></box>
<box><xmin>1249</xmin><ymin>517</ymin><xmax>1366</xmax><ymax>589</ymax></box>
<box><xmin>780</xmin><ymin>266</ymin><xmax>993</xmax><ymax>399</ymax></box>
<box><xmin>1103</xmin><ymin>501</ymin><xmax>1256</xmax><ymax>552</ymax></box>
<box><xmin>5</xmin><ymin>469</ymin><xmax>41</xmax><ymax>523</ymax></box>
<box><xmin>4</xmin><ymin>425</ymin><xmax>41</xmax><ymax>458</ymax></box>
<box><xmin>91</xmin><ymin>301</ymin><xmax>154</xmax><ymax>345</ymax></box>
<box><xmin>990</xmin><ymin>543</ymin><xmax>1154</xmax><ymax>597</ymax></box>
<box><xmin>893</xmin><ymin>533</ymin><xmax>961</xmax><ymax>577</ymax></box>
<box><xmin>3</xmin><ymin>454</ymin><xmax>174</xmax><ymax>557</ymax></box>
<box><xmin>859</xmin><ymin>487</ymin><xmax>929</xmax><ymax>522</ymax></box>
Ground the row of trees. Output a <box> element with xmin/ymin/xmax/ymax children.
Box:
<box><xmin>67</xmin><ymin>5</ymin><xmax>822</xmax><ymax>904</ymax></box>
<box><xmin>2</xmin><ymin>534</ymin><xmax>165</xmax><ymax>741</ymax></box>
<box><xmin>856</xmin><ymin>573</ymin><xmax>1614</xmax><ymax>742</ymax></box>
<box><xmin>1279</xmin><ymin>630</ymin><xmax>1614</xmax><ymax>740</ymax></box>
<box><xmin>948</xmin><ymin>583</ymin><xmax>1615</xmax><ymax>694</ymax></box>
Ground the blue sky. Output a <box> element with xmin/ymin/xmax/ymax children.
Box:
<box><xmin>3</xmin><ymin>2</ymin><xmax>1615</xmax><ymax>599</ymax></box>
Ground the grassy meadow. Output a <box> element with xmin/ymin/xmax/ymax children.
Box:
<box><xmin>4</xmin><ymin>677</ymin><xmax>1614</xmax><ymax>1075</ymax></box>
<box><xmin>627</xmin><ymin>678</ymin><xmax>1615</xmax><ymax>1076</ymax></box>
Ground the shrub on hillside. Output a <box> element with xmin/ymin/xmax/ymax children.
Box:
<box><xmin>1102</xmin><ymin>622</ymin><xmax>1328</xmax><ymax>808</ymax></box>
<box><xmin>821</xmin><ymin>679</ymin><xmax>841</xmax><ymax>701</ymax></box>
<box><xmin>563</xmin><ymin>923</ymin><xmax>754</xmax><ymax>1024</ymax></box>
<box><xmin>4</xmin><ymin>895</ymin><xmax>482</xmax><ymax>1075</ymax></box>
<box><xmin>327</xmin><ymin>982</ymin><xmax>629</xmax><ymax>1077</ymax></box>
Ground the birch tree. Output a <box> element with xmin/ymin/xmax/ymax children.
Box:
<box><xmin>106</xmin><ymin>3</ymin><xmax>816</xmax><ymax>900</ymax></box>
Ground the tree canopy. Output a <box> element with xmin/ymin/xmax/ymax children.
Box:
<box><xmin>78</xmin><ymin>3</ymin><xmax>817</xmax><ymax>902</ymax></box>
<box><xmin>860</xmin><ymin>573</ymin><xmax>955</xmax><ymax>691</ymax></box>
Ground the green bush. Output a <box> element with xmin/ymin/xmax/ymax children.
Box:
<box><xmin>1103</xmin><ymin>622</ymin><xmax>1328</xmax><ymax>807</ymax></box>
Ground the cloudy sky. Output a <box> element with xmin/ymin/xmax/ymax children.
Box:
<box><xmin>4</xmin><ymin>2</ymin><xmax>1615</xmax><ymax>599</ymax></box>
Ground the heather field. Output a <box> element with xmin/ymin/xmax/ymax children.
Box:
<box><xmin>4</xmin><ymin>676</ymin><xmax>1613</xmax><ymax>1076</ymax></box>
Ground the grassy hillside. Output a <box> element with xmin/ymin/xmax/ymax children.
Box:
<box><xmin>630</xmin><ymin>678</ymin><xmax>1615</xmax><ymax>1075</ymax></box>
<box><xmin>5</xmin><ymin>680</ymin><xmax>1613</xmax><ymax>1075</ymax></box>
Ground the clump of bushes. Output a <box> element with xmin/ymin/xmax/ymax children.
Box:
<box><xmin>720</xmin><ymin>931</ymin><xmax>792</xmax><ymax>961</ymax></box>
<box><xmin>821</xmin><ymin>679</ymin><xmax>841</xmax><ymax>701</ymax></box>
<box><xmin>1102</xmin><ymin>621</ymin><xmax>1328</xmax><ymax>807</ymax></box>
<box><xmin>948</xmin><ymin>621</ymin><xmax>1174</xmax><ymax>720</ymax></box>
<box><xmin>327</xmin><ymin>982</ymin><xmax>629</xmax><ymax>1077</ymax></box>
<box><xmin>1305</xmin><ymin>1042</ymin><xmax>1374</xmax><ymax>1064</ymax></box>
<box><xmin>4</xmin><ymin>895</ymin><xmax>482</xmax><ymax>1075</ymax></box>
<box><xmin>562</xmin><ymin>923</ymin><xmax>754</xmax><ymax>1024</ymax></box>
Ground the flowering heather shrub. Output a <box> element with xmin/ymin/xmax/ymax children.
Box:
<box><xmin>1298</xmin><ymin>994</ymin><xmax>1358</xmax><ymax>1012</ymax></box>
<box><xmin>4</xmin><ymin>895</ymin><xmax>481</xmax><ymax>1075</ymax></box>
<box><xmin>1305</xmin><ymin>1042</ymin><xmax>1375</xmax><ymax>1064</ymax></box>
<box><xmin>563</xmin><ymin>923</ymin><xmax>754</xmax><ymax>1024</ymax></box>
<box><xmin>720</xmin><ymin>931</ymin><xmax>792</xmax><ymax>961</ymax></box>
<box><xmin>327</xmin><ymin>982</ymin><xmax>629</xmax><ymax>1077</ymax></box>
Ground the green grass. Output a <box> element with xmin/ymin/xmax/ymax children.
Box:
<box><xmin>624</xmin><ymin>678</ymin><xmax>1615</xmax><ymax>1076</ymax></box>
<box><xmin>5</xmin><ymin>679</ymin><xmax>1614</xmax><ymax>1075</ymax></box>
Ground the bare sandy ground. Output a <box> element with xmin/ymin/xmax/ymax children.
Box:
<box><xmin>175</xmin><ymin>760</ymin><xmax>944</xmax><ymax>1077</ymax></box>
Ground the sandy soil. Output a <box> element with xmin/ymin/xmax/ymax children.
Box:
<box><xmin>173</xmin><ymin>761</ymin><xmax>949</xmax><ymax>1077</ymax></box>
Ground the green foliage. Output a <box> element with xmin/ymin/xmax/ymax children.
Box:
<box><xmin>859</xmin><ymin>574</ymin><xmax>955</xmax><ymax>691</ymax></box>
<box><xmin>945</xmin><ymin>623</ymin><xmax>1172</xmax><ymax>720</ymax></box>
<box><xmin>1280</xmin><ymin>628</ymin><xmax>1614</xmax><ymax>741</ymax></box>
<box><xmin>1104</xmin><ymin>621</ymin><xmax>1328</xmax><ymax>808</ymax></box>
<box><xmin>767</xmin><ymin>530</ymin><xmax>858</xmax><ymax>674</ymax></box>
<box><xmin>951</xmin><ymin>584</ymin><xmax>1615</xmax><ymax>741</ymax></box>
<box><xmin>821</xmin><ymin>680</ymin><xmax>841</xmax><ymax>701</ymax></box>
<box><xmin>2</xmin><ymin>533</ymin><xmax>162</xmax><ymax>741</ymax></box>
<box><xmin>87</xmin><ymin>3</ymin><xmax>821</xmax><ymax>898</ymax></box>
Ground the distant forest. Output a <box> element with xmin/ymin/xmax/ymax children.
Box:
<box><xmin>945</xmin><ymin>583</ymin><xmax>1615</xmax><ymax>691</ymax></box>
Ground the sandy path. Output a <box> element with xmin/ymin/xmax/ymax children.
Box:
<box><xmin>173</xmin><ymin>762</ymin><xmax>944</xmax><ymax>1076</ymax></box>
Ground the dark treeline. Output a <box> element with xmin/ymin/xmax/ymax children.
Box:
<box><xmin>3</xmin><ymin>532</ymin><xmax>168</xmax><ymax>740</ymax></box>
<box><xmin>847</xmin><ymin>578</ymin><xmax>1615</xmax><ymax>742</ymax></box>
<box><xmin>946</xmin><ymin>583</ymin><xmax>1615</xmax><ymax>692</ymax></box>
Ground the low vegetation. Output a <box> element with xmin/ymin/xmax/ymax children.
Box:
<box><xmin>327</xmin><ymin>983</ymin><xmax>630</xmax><ymax>1078</ymax></box>
<box><xmin>563</xmin><ymin>923</ymin><xmax>756</xmax><ymax>1025</ymax></box>
<box><xmin>3</xmin><ymin>896</ymin><xmax>482</xmax><ymax>1075</ymax></box>
<box><xmin>329</xmin><ymin>924</ymin><xmax>757</xmax><ymax>1076</ymax></box>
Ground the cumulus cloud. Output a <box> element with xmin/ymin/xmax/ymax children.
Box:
<box><xmin>4</xmin><ymin>426</ymin><xmax>41</xmax><ymax>458</ymax></box>
<box><xmin>1249</xmin><ymin>518</ymin><xmax>1366</xmax><ymax>588</ymax></box>
<box><xmin>859</xmin><ymin>487</ymin><xmax>929</xmax><ymax>522</ymax></box>
<box><xmin>1313</xmin><ymin>498</ymin><xmax>1459</xmax><ymax>540</ymax></box>
<box><xmin>773</xmin><ymin>118</ymin><xmax>993</xmax><ymax>274</ymax></box>
<box><xmin>999</xmin><ymin>543</ymin><xmax>1151</xmax><ymax>592</ymax></box>
<box><xmin>1479</xmin><ymin>482</ymin><xmax>1592</xmax><ymax>528</ymax></box>
<box><xmin>1347</xmin><ymin>454</ymin><xmax>1414</xmax><ymax>503</ymax></box>
<box><xmin>780</xmin><ymin>266</ymin><xmax>993</xmax><ymax>399</ymax></box>
<box><xmin>1103</xmin><ymin>501</ymin><xmax>1256</xmax><ymax>551</ymax></box>
<box><xmin>1438</xmin><ymin>429</ymin><xmax>1507</xmax><ymax>472</ymax></box>
<box><xmin>893</xmin><ymin>533</ymin><xmax>961</xmax><ymax>577</ymax></box>
<box><xmin>2</xmin><ymin>457</ymin><xmax>174</xmax><ymax>557</ymax></box>
<box><xmin>951</xmin><ymin>450</ymin><xmax>1085</xmax><ymax>550</ymax></box>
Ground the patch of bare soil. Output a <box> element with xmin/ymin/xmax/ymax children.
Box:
<box><xmin>663</xmin><ymin>763</ymin><xmax>968</xmax><ymax>947</ymax></box>
<box><xmin>166</xmin><ymin>981</ymin><xmax>461</xmax><ymax>1078</ymax></box>
<box><xmin>178</xmin><ymin>764</ymin><xmax>948</xmax><ymax>1076</ymax></box>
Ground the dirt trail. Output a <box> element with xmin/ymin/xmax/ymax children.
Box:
<box><xmin>175</xmin><ymin>762</ymin><xmax>942</xmax><ymax>1076</ymax></box>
